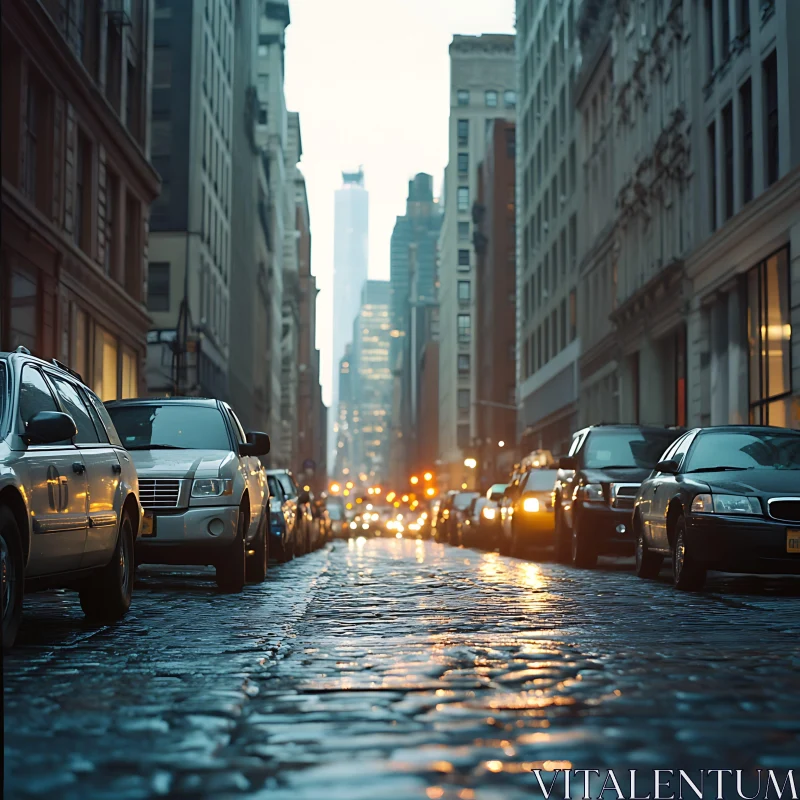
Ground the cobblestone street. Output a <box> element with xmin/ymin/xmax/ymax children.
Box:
<box><xmin>4</xmin><ymin>539</ymin><xmax>800</xmax><ymax>799</ymax></box>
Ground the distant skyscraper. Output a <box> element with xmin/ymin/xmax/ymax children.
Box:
<box><xmin>330</xmin><ymin>169</ymin><xmax>369</xmax><ymax>464</ymax></box>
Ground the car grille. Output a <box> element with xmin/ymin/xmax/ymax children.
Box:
<box><xmin>138</xmin><ymin>479</ymin><xmax>182</xmax><ymax>509</ymax></box>
<box><xmin>768</xmin><ymin>498</ymin><xmax>800</xmax><ymax>524</ymax></box>
<box><xmin>611</xmin><ymin>483</ymin><xmax>640</xmax><ymax>510</ymax></box>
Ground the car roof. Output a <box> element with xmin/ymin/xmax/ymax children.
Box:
<box><xmin>106</xmin><ymin>397</ymin><xmax>220</xmax><ymax>407</ymax></box>
<box><xmin>1</xmin><ymin>350</ymin><xmax>88</xmax><ymax>386</ymax></box>
<box><xmin>695</xmin><ymin>425</ymin><xmax>800</xmax><ymax>434</ymax></box>
<box><xmin>266</xmin><ymin>468</ymin><xmax>294</xmax><ymax>476</ymax></box>
<box><xmin>576</xmin><ymin>424</ymin><xmax>685</xmax><ymax>435</ymax></box>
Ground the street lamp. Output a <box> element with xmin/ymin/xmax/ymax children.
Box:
<box><xmin>498</xmin><ymin>441</ymin><xmax>505</xmax><ymax>448</ymax></box>
<box><xmin>464</xmin><ymin>458</ymin><xmax>477</xmax><ymax>470</ymax></box>
<box><xmin>410</xmin><ymin>476</ymin><xmax>419</xmax><ymax>485</ymax></box>
<box><xmin>330</xmin><ymin>482</ymin><xmax>341</xmax><ymax>494</ymax></box>
<box><xmin>424</xmin><ymin>472</ymin><xmax>433</xmax><ymax>482</ymax></box>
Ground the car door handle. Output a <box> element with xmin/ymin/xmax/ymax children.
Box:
<box><xmin>72</xmin><ymin>462</ymin><xmax>86</xmax><ymax>475</ymax></box>
<box><xmin>112</xmin><ymin>464</ymin><xmax>122</xmax><ymax>474</ymax></box>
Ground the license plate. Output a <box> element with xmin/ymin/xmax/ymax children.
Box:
<box><xmin>141</xmin><ymin>512</ymin><xmax>155</xmax><ymax>537</ymax></box>
<box><xmin>787</xmin><ymin>529</ymin><xmax>800</xmax><ymax>554</ymax></box>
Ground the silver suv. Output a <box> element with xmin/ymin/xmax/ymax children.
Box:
<box><xmin>1</xmin><ymin>349</ymin><xmax>142</xmax><ymax>650</ymax></box>
<box><xmin>105</xmin><ymin>398</ymin><xmax>270</xmax><ymax>593</ymax></box>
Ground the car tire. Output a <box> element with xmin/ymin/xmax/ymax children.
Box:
<box><xmin>672</xmin><ymin>515</ymin><xmax>706</xmax><ymax>591</ymax></box>
<box><xmin>216</xmin><ymin>509</ymin><xmax>246</xmax><ymax>593</ymax></box>
<box><xmin>571</xmin><ymin>514</ymin><xmax>597</xmax><ymax>569</ymax></box>
<box><xmin>554</xmin><ymin>506</ymin><xmax>571</xmax><ymax>564</ymax></box>
<box><xmin>79</xmin><ymin>511</ymin><xmax>134</xmax><ymax>624</ymax></box>
<box><xmin>246</xmin><ymin>514</ymin><xmax>268</xmax><ymax>584</ymax></box>
<box><xmin>634</xmin><ymin>516</ymin><xmax>663</xmax><ymax>579</ymax></box>
<box><xmin>1</xmin><ymin>506</ymin><xmax>25</xmax><ymax>651</ymax></box>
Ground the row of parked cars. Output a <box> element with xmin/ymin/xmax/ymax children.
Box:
<box><xmin>432</xmin><ymin>422</ymin><xmax>800</xmax><ymax>590</ymax></box>
<box><xmin>0</xmin><ymin>348</ymin><xmax>331</xmax><ymax>650</ymax></box>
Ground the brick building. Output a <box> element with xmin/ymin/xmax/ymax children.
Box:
<box><xmin>1</xmin><ymin>0</ymin><xmax>160</xmax><ymax>399</ymax></box>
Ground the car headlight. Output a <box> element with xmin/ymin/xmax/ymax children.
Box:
<box><xmin>349</xmin><ymin>521</ymin><xmax>358</xmax><ymax>530</ymax></box>
<box><xmin>522</xmin><ymin>497</ymin><xmax>540</xmax><ymax>513</ymax></box>
<box><xmin>191</xmin><ymin>478</ymin><xmax>233</xmax><ymax>497</ymax></box>
<box><xmin>692</xmin><ymin>493</ymin><xmax>761</xmax><ymax>515</ymax></box>
<box><xmin>482</xmin><ymin>507</ymin><xmax>497</xmax><ymax>520</ymax></box>
<box><xmin>582</xmin><ymin>483</ymin><xmax>605</xmax><ymax>503</ymax></box>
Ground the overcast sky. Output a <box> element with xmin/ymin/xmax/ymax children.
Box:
<box><xmin>284</xmin><ymin>0</ymin><xmax>515</xmax><ymax>407</ymax></box>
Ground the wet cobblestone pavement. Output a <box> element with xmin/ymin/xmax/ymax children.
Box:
<box><xmin>4</xmin><ymin>538</ymin><xmax>800</xmax><ymax>799</ymax></box>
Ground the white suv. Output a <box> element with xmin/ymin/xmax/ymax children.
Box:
<box><xmin>105</xmin><ymin>398</ymin><xmax>270</xmax><ymax>592</ymax></box>
<box><xmin>1</xmin><ymin>349</ymin><xmax>142</xmax><ymax>650</ymax></box>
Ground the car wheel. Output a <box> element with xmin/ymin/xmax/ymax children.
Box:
<box><xmin>554</xmin><ymin>506</ymin><xmax>571</xmax><ymax>564</ymax></box>
<box><xmin>216</xmin><ymin>509</ymin><xmax>246</xmax><ymax>593</ymax></box>
<box><xmin>1</xmin><ymin>506</ymin><xmax>25</xmax><ymax>651</ymax></box>
<box><xmin>246</xmin><ymin>514</ymin><xmax>268</xmax><ymax>583</ymax></box>
<box><xmin>79</xmin><ymin>510</ymin><xmax>134</xmax><ymax>624</ymax></box>
<box><xmin>672</xmin><ymin>515</ymin><xmax>706</xmax><ymax>591</ymax></box>
<box><xmin>634</xmin><ymin>516</ymin><xmax>663</xmax><ymax>579</ymax></box>
<box><xmin>571</xmin><ymin>514</ymin><xmax>597</xmax><ymax>569</ymax></box>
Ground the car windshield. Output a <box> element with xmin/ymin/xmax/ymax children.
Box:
<box><xmin>107</xmin><ymin>404</ymin><xmax>231</xmax><ymax>450</ymax></box>
<box><xmin>455</xmin><ymin>492</ymin><xmax>479</xmax><ymax>510</ymax></box>
<box><xmin>524</xmin><ymin>470</ymin><xmax>558</xmax><ymax>490</ymax></box>
<box><xmin>685</xmin><ymin>430</ymin><xmax>800</xmax><ymax>471</ymax></box>
<box><xmin>584</xmin><ymin>430</ymin><xmax>681</xmax><ymax>469</ymax></box>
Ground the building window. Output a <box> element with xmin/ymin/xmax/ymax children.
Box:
<box><xmin>707</xmin><ymin>121</ymin><xmax>717</xmax><ymax>231</ymax></box>
<box><xmin>72</xmin><ymin>306</ymin><xmax>88</xmax><ymax>379</ymax></box>
<box><xmin>7</xmin><ymin>268</ymin><xmax>38</xmax><ymax>353</ymax></box>
<box><xmin>485</xmin><ymin>90</ymin><xmax>498</xmax><ymax>107</ymax></box>
<box><xmin>458</xmin><ymin>354</ymin><xmax>470</xmax><ymax>374</ymax></box>
<box><xmin>457</xmin><ymin>89</ymin><xmax>469</xmax><ymax>106</ymax></box>
<box><xmin>457</xmin><ymin>186</ymin><xmax>469</xmax><ymax>212</ymax></box>
<box><xmin>458</xmin><ymin>222</ymin><xmax>470</xmax><ymax>241</ymax></box>
<box><xmin>147</xmin><ymin>262</ymin><xmax>170</xmax><ymax>312</ymax></box>
<box><xmin>457</xmin><ymin>280</ymin><xmax>471</xmax><ymax>303</ymax></box>
<box><xmin>457</xmin><ymin>424</ymin><xmax>470</xmax><ymax>449</ymax></box>
<box><xmin>740</xmin><ymin>79</ymin><xmax>753</xmax><ymax>204</ymax></box>
<box><xmin>458</xmin><ymin>389</ymin><xmax>470</xmax><ymax>410</ymax></box>
<box><xmin>258</xmin><ymin>105</ymin><xmax>267</xmax><ymax>125</ymax></box>
<box><xmin>94</xmin><ymin>327</ymin><xmax>119</xmax><ymax>402</ymax></box>
<box><xmin>722</xmin><ymin>102</ymin><xmax>734</xmax><ymax>221</ymax></box>
<box><xmin>720</xmin><ymin>0</ymin><xmax>730</xmax><ymax>61</ymax></box>
<box><xmin>747</xmin><ymin>247</ymin><xmax>791</xmax><ymax>425</ymax></box>
<box><xmin>457</xmin><ymin>152</ymin><xmax>469</xmax><ymax>174</ymax></box>
<box><xmin>23</xmin><ymin>74</ymin><xmax>40</xmax><ymax>205</ymax></box>
<box><xmin>738</xmin><ymin>0</ymin><xmax>750</xmax><ymax>36</ymax></box>
<box><xmin>458</xmin><ymin>249</ymin><xmax>471</xmax><ymax>271</ymax></box>
<box><xmin>569</xmin><ymin>289</ymin><xmax>577</xmax><ymax>341</ymax></box>
<box><xmin>153</xmin><ymin>46</ymin><xmax>171</xmax><ymax>88</ymax></box>
<box><xmin>74</xmin><ymin>131</ymin><xmax>92</xmax><ymax>251</ymax></box>
<box><xmin>704</xmin><ymin>0</ymin><xmax>715</xmax><ymax>75</ymax></box>
<box><xmin>121</xmin><ymin>346</ymin><xmax>137</xmax><ymax>399</ymax></box>
<box><xmin>675</xmin><ymin>325</ymin><xmax>687</xmax><ymax>427</ymax></box>
<box><xmin>457</xmin><ymin>119</ymin><xmax>468</xmax><ymax>147</ymax></box>
<box><xmin>763</xmin><ymin>50</ymin><xmax>779</xmax><ymax>187</ymax></box>
<box><xmin>457</xmin><ymin>314</ymin><xmax>471</xmax><ymax>344</ymax></box>
<box><xmin>106</xmin><ymin>21</ymin><xmax>122</xmax><ymax>111</ymax></box>
<box><xmin>105</xmin><ymin>171</ymin><xmax>118</xmax><ymax>275</ymax></box>
<box><xmin>560</xmin><ymin>298</ymin><xmax>567</xmax><ymax>350</ymax></box>
<box><xmin>504</xmin><ymin>90</ymin><xmax>516</xmax><ymax>108</ymax></box>
<box><xmin>257</xmin><ymin>44</ymin><xmax>268</xmax><ymax>57</ymax></box>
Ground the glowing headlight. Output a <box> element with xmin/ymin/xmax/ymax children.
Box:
<box><xmin>582</xmin><ymin>483</ymin><xmax>605</xmax><ymax>503</ymax></box>
<box><xmin>482</xmin><ymin>507</ymin><xmax>497</xmax><ymax>520</ymax></box>
<box><xmin>350</xmin><ymin>521</ymin><xmax>358</xmax><ymax>530</ymax></box>
<box><xmin>362</xmin><ymin>522</ymin><xmax>369</xmax><ymax>530</ymax></box>
<box><xmin>522</xmin><ymin>497</ymin><xmax>540</xmax><ymax>513</ymax></box>
<box><xmin>191</xmin><ymin>479</ymin><xmax>233</xmax><ymax>497</ymax></box>
<box><xmin>409</xmin><ymin>523</ymin><xmax>420</xmax><ymax>531</ymax></box>
<box><xmin>692</xmin><ymin>493</ymin><xmax>761</xmax><ymax>515</ymax></box>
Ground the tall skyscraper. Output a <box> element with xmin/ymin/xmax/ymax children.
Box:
<box><xmin>330</xmin><ymin>168</ymin><xmax>369</xmax><ymax>464</ymax></box>
<box><xmin>437</xmin><ymin>34</ymin><xmax>516</xmax><ymax>488</ymax></box>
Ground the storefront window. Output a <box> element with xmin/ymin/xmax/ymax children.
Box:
<box><xmin>94</xmin><ymin>327</ymin><xmax>119</xmax><ymax>401</ymax></box>
<box><xmin>121</xmin><ymin>347</ymin><xmax>137</xmax><ymax>399</ymax></box>
<box><xmin>73</xmin><ymin>307</ymin><xmax>88</xmax><ymax>380</ymax></box>
<box><xmin>747</xmin><ymin>247</ymin><xmax>792</xmax><ymax>425</ymax></box>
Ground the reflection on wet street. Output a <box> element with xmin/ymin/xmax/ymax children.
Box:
<box><xmin>5</xmin><ymin>539</ymin><xmax>800</xmax><ymax>799</ymax></box>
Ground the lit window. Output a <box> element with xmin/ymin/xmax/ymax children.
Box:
<box><xmin>457</xmin><ymin>187</ymin><xmax>469</xmax><ymax>212</ymax></box>
<box><xmin>486</xmin><ymin>90</ymin><xmax>498</xmax><ymax>107</ymax></box>
<box><xmin>504</xmin><ymin>90</ymin><xmax>516</xmax><ymax>108</ymax></box>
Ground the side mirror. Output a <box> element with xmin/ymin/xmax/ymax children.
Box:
<box><xmin>25</xmin><ymin>411</ymin><xmax>76</xmax><ymax>444</ymax></box>
<box><xmin>655</xmin><ymin>459</ymin><xmax>679</xmax><ymax>475</ymax></box>
<box><xmin>240</xmin><ymin>431</ymin><xmax>270</xmax><ymax>457</ymax></box>
<box><xmin>298</xmin><ymin>490</ymin><xmax>311</xmax><ymax>505</ymax></box>
<box><xmin>559</xmin><ymin>456</ymin><xmax>577</xmax><ymax>471</ymax></box>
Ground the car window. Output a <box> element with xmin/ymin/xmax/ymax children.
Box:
<box><xmin>107</xmin><ymin>404</ymin><xmax>232</xmax><ymax>450</ymax></box>
<box><xmin>583</xmin><ymin>429</ymin><xmax>681</xmax><ymax>469</ymax></box>
<box><xmin>84</xmin><ymin>389</ymin><xmax>123</xmax><ymax>447</ymax></box>
<box><xmin>667</xmin><ymin>432</ymin><xmax>696</xmax><ymax>469</ymax></box>
<box><xmin>685</xmin><ymin>430</ymin><xmax>800</xmax><ymax>471</ymax></box>
<box><xmin>568</xmin><ymin>434</ymin><xmax>583</xmax><ymax>457</ymax></box>
<box><xmin>524</xmin><ymin>470</ymin><xmax>559</xmax><ymax>491</ymax></box>
<box><xmin>223</xmin><ymin>405</ymin><xmax>246</xmax><ymax>444</ymax></box>
<box><xmin>19</xmin><ymin>366</ymin><xmax>60</xmax><ymax>424</ymax></box>
<box><xmin>49</xmin><ymin>375</ymin><xmax>100</xmax><ymax>444</ymax></box>
<box><xmin>267</xmin><ymin>475</ymin><xmax>283</xmax><ymax>498</ymax></box>
<box><xmin>278</xmin><ymin>473</ymin><xmax>297</xmax><ymax>497</ymax></box>
<box><xmin>454</xmin><ymin>492</ymin><xmax>478</xmax><ymax>510</ymax></box>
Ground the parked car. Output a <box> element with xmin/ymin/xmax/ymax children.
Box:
<box><xmin>267</xmin><ymin>469</ymin><xmax>313</xmax><ymax>557</ymax></box>
<box><xmin>106</xmin><ymin>398</ymin><xmax>270</xmax><ymax>592</ymax></box>
<box><xmin>327</xmin><ymin>499</ymin><xmax>347</xmax><ymax>539</ymax></box>
<box><xmin>1</xmin><ymin>349</ymin><xmax>142</xmax><ymax>649</ymax></box>
<box><xmin>444</xmin><ymin>491</ymin><xmax>480</xmax><ymax>545</ymax></box>
<box><xmin>267</xmin><ymin>472</ymin><xmax>298</xmax><ymax>560</ymax></box>
<box><xmin>479</xmin><ymin>483</ymin><xmax>507</xmax><ymax>551</ymax></box>
<box><xmin>633</xmin><ymin>425</ymin><xmax>800</xmax><ymax>590</ymax></box>
<box><xmin>311</xmin><ymin>497</ymin><xmax>331</xmax><ymax>549</ymax></box>
<box><xmin>553</xmin><ymin>424</ymin><xmax>685</xmax><ymax>567</ymax></box>
<box><xmin>504</xmin><ymin>469</ymin><xmax>559</xmax><ymax>557</ymax></box>
<box><xmin>458</xmin><ymin>496</ymin><xmax>489</xmax><ymax>548</ymax></box>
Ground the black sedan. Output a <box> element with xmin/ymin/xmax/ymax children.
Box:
<box><xmin>633</xmin><ymin>425</ymin><xmax>800</xmax><ymax>590</ymax></box>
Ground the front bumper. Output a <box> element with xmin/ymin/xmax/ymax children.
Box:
<box><xmin>687</xmin><ymin>514</ymin><xmax>800</xmax><ymax>574</ymax></box>
<box><xmin>514</xmin><ymin>509</ymin><xmax>556</xmax><ymax>541</ymax></box>
<box><xmin>136</xmin><ymin>506</ymin><xmax>239</xmax><ymax>564</ymax></box>
<box><xmin>569</xmin><ymin>502</ymin><xmax>635</xmax><ymax>554</ymax></box>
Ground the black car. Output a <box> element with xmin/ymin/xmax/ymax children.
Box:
<box><xmin>633</xmin><ymin>426</ymin><xmax>800</xmax><ymax>590</ymax></box>
<box><xmin>554</xmin><ymin>424</ymin><xmax>685</xmax><ymax>567</ymax></box>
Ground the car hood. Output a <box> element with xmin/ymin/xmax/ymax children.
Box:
<box><xmin>128</xmin><ymin>450</ymin><xmax>235</xmax><ymax>480</ymax></box>
<box><xmin>701</xmin><ymin>469</ymin><xmax>800</xmax><ymax>496</ymax></box>
<box><xmin>583</xmin><ymin>467</ymin><xmax>651</xmax><ymax>484</ymax></box>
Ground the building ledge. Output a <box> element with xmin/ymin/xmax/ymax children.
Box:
<box><xmin>610</xmin><ymin>258</ymin><xmax>684</xmax><ymax>331</ymax></box>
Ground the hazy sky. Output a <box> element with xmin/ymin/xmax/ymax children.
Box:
<box><xmin>284</xmin><ymin>0</ymin><xmax>515</xmax><ymax>408</ymax></box>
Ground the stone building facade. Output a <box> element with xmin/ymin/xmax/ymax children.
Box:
<box><xmin>1</xmin><ymin>0</ymin><xmax>160</xmax><ymax>399</ymax></box>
